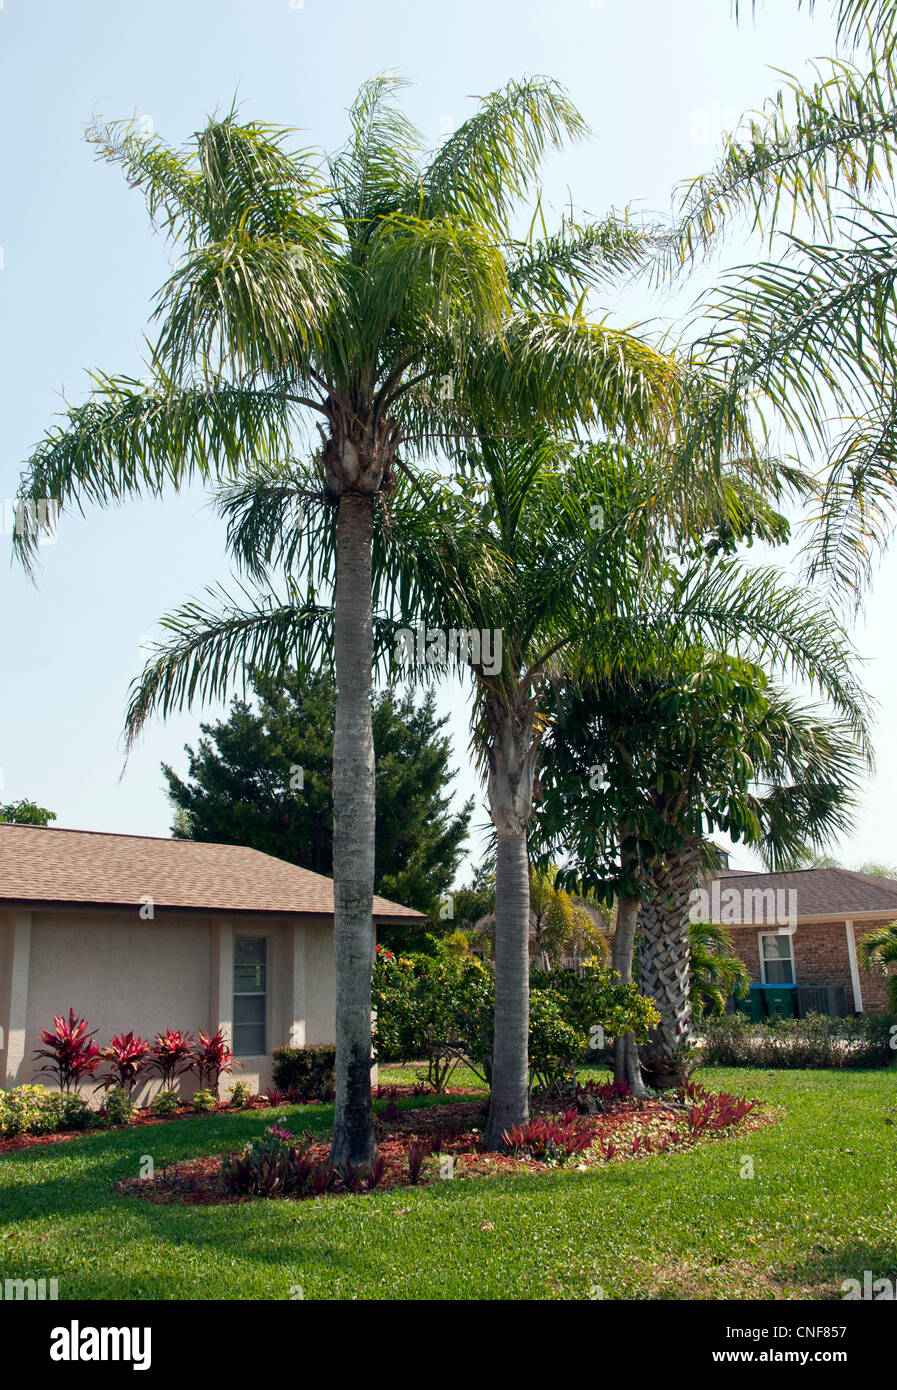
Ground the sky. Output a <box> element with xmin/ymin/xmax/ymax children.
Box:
<box><xmin>1</xmin><ymin>0</ymin><xmax>895</xmax><ymax>882</ymax></box>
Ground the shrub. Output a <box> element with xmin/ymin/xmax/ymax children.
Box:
<box><xmin>99</xmin><ymin>1032</ymin><xmax>149</xmax><ymax>1096</ymax></box>
<box><xmin>221</xmin><ymin>1124</ymin><xmax>316</xmax><ymax>1198</ymax></box>
<box><xmin>100</xmin><ymin>1086</ymin><xmax>135</xmax><ymax>1127</ymax></box>
<box><xmin>57</xmin><ymin>1093</ymin><xmax>94</xmax><ymax>1131</ymax></box>
<box><xmin>33</xmin><ymin>1009</ymin><xmax>101</xmax><ymax>1092</ymax></box>
<box><xmin>149</xmin><ymin>1089</ymin><xmax>182</xmax><ymax>1117</ymax></box>
<box><xmin>149</xmin><ymin>1029</ymin><xmax>194</xmax><ymax>1090</ymax></box>
<box><xmin>701</xmin><ymin>1013</ymin><xmax>894</xmax><ymax>1069</ymax></box>
<box><xmin>227</xmin><ymin>1081</ymin><xmax>254</xmax><ymax>1109</ymax></box>
<box><xmin>191</xmin><ymin>1029</ymin><xmax>237</xmax><ymax>1093</ymax></box>
<box><xmin>191</xmin><ymin>1088</ymin><xmax>218</xmax><ymax>1113</ymax></box>
<box><xmin>0</xmin><ymin>1084</ymin><xmax>63</xmax><ymax>1138</ymax></box>
<box><xmin>503</xmin><ymin>1111</ymin><xmax>597</xmax><ymax>1161</ymax></box>
<box><xmin>372</xmin><ymin>946</ymin><xmax>659</xmax><ymax>1096</ymax></box>
<box><xmin>271</xmin><ymin>1045</ymin><xmax>336</xmax><ymax>1100</ymax></box>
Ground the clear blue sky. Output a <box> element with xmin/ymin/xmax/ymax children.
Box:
<box><xmin>2</xmin><ymin>0</ymin><xmax>894</xmax><ymax>878</ymax></box>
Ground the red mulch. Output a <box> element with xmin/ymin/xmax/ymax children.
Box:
<box><xmin>114</xmin><ymin>1093</ymin><xmax>776</xmax><ymax>1207</ymax></box>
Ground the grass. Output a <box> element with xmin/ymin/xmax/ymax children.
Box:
<box><xmin>1</xmin><ymin>1067</ymin><xmax>895</xmax><ymax>1300</ymax></box>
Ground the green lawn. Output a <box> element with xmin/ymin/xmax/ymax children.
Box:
<box><xmin>1</xmin><ymin>1068</ymin><xmax>894</xmax><ymax>1300</ymax></box>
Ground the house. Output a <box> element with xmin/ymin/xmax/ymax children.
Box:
<box><xmin>699</xmin><ymin>866</ymin><xmax>897</xmax><ymax>1016</ymax></box>
<box><xmin>0</xmin><ymin>824</ymin><xmax>425</xmax><ymax>1097</ymax></box>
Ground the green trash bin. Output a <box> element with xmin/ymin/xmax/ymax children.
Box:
<box><xmin>746</xmin><ymin>986</ymin><xmax>768</xmax><ymax>1022</ymax></box>
<box><xmin>764</xmin><ymin>985</ymin><xmax>797</xmax><ymax>1019</ymax></box>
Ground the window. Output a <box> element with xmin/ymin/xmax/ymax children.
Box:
<box><xmin>759</xmin><ymin>932</ymin><xmax>795</xmax><ymax>985</ymax></box>
<box><xmin>233</xmin><ymin>936</ymin><xmax>267</xmax><ymax>1056</ymax></box>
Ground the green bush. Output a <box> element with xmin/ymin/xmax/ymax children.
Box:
<box><xmin>372</xmin><ymin>945</ymin><xmax>660</xmax><ymax>1095</ymax></box>
<box><xmin>0</xmin><ymin>1084</ymin><xmax>63</xmax><ymax>1138</ymax></box>
<box><xmin>149</xmin><ymin>1089</ymin><xmax>181</xmax><ymax>1116</ymax></box>
<box><xmin>190</xmin><ymin>1088</ymin><xmax>218</xmax><ymax>1113</ymax></box>
<box><xmin>271</xmin><ymin>1045</ymin><xmax>336</xmax><ymax>1100</ymax></box>
<box><xmin>58</xmin><ymin>1093</ymin><xmax>95</xmax><ymax>1130</ymax></box>
<box><xmin>227</xmin><ymin>1081</ymin><xmax>254</xmax><ymax>1108</ymax></box>
<box><xmin>702</xmin><ymin>1012</ymin><xmax>895</xmax><ymax>1068</ymax></box>
<box><xmin>100</xmin><ymin>1086</ymin><xmax>135</xmax><ymax>1127</ymax></box>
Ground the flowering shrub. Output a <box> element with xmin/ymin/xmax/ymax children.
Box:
<box><xmin>33</xmin><ymin>1009</ymin><xmax>101</xmax><ymax>1092</ymax></box>
<box><xmin>190</xmin><ymin>1088</ymin><xmax>218</xmax><ymax>1113</ymax></box>
<box><xmin>222</xmin><ymin>1124</ymin><xmax>317</xmax><ymax>1198</ymax></box>
<box><xmin>227</xmin><ymin>1081</ymin><xmax>254</xmax><ymax>1108</ymax></box>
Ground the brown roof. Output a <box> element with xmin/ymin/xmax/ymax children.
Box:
<box><xmin>707</xmin><ymin>866</ymin><xmax>897</xmax><ymax>923</ymax></box>
<box><xmin>0</xmin><ymin>824</ymin><xmax>425</xmax><ymax>922</ymax></box>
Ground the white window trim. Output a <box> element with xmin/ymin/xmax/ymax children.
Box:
<box><xmin>757</xmin><ymin>930</ymin><xmax>796</xmax><ymax>986</ymax></box>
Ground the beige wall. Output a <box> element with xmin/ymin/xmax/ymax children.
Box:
<box><xmin>1</xmin><ymin>907</ymin><xmax>339</xmax><ymax>1102</ymax></box>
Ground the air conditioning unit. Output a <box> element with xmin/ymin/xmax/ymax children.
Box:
<box><xmin>796</xmin><ymin>985</ymin><xmax>848</xmax><ymax>1018</ymax></box>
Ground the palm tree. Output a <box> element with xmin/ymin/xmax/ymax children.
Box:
<box><xmin>14</xmin><ymin>77</ymin><xmax>712</xmax><ymax>1165</ymax></box>
<box><xmin>663</xmin><ymin>0</ymin><xmax>897</xmax><ymax>598</ymax></box>
<box><xmin>688</xmin><ymin>920</ymin><xmax>751</xmax><ymax>1021</ymax></box>
<box><xmin>538</xmin><ymin>657</ymin><xmax>869</xmax><ymax>1089</ymax></box>
<box><xmin>857</xmin><ymin>922</ymin><xmax>897</xmax><ymax>1014</ymax></box>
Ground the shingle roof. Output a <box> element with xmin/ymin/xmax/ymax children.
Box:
<box><xmin>0</xmin><ymin>824</ymin><xmax>425</xmax><ymax>922</ymax></box>
<box><xmin>707</xmin><ymin>866</ymin><xmax>897</xmax><ymax>922</ymax></box>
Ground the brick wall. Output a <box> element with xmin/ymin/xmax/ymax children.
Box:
<box><xmin>728</xmin><ymin>916</ymin><xmax>894</xmax><ymax>1016</ymax></box>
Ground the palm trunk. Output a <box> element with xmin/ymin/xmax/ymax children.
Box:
<box><xmin>611</xmin><ymin>893</ymin><xmax>648</xmax><ymax>1096</ymax></box>
<box><xmin>484</xmin><ymin>829</ymin><xmax>531</xmax><ymax>1147</ymax></box>
<box><xmin>638</xmin><ymin>842</ymin><xmax>702</xmax><ymax>1090</ymax></box>
<box><xmin>483</xmin><ymin>697</ymin><xmax>538</xmax><ymax>1149</ymax></box>
<box><xmin>330</xmin><ymin>493</ymin><xmax>377</xmax><ymax>1168</ymax></box>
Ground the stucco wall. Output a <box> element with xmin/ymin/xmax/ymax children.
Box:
<box><xmin>5</xmin><ymin>907</ymin><xmax>338</xmax><ymax>1101</ymax></box>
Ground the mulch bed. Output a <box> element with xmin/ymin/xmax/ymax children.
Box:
<box><xmin>115</xmin><ymin>1092</ymin><xmax>777</xmax><ymax>1208</ymax></box>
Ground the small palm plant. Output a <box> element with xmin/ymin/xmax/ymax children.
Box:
<box><xmin>857</xmin><ymin>923</ymin><xmax>897</xmax><ymax>1015</ymax></box>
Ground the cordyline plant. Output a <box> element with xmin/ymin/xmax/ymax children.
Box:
<box><xmin>15</xmin><ymin>77</ymin><xmax>762</xmax><ymax>1164</ymax></box>
<box><xmin>191</xmin><ymin>1028</ymin><xmax>237</xmax><ymax>1093</ymax></box>
<box><xmin>99</xmin><ymin>1031</ymin><xmax>150</xmax><ymax>1096</ymax></box>
<box><xmin>33</xmin><ymin>1009</ymin><xmax>101</xmax><ymax>1092</ymax></box>
<box><xmin>149</xmin><ymin>1029</ymin><xmax>194</xmax><ymax>1089</ymax></box>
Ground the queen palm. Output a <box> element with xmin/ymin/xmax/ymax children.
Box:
<box><xmin>664</xmin><ymin>0</ymin><xmax>897</xmax><ymax>596</ymax></box>
<box><xmin>15</xmin><ymin>76</ymin><xmax>725</xmax><ymax>1164</ymax></box>
<box><xmin>134</xmin><ymin>434</ymin><xmax>869</xmax><ymax>1140</ymax></box>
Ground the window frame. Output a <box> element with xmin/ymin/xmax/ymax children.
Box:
<box><xmin>232</xmin><ymin>934</ymin><xmax>269</xmax><ymax>1058</ymax></box>
<box><xmin>757</xmin><ymin>929</ymin><xmax>796</xmax><ymax>986</ymax></box>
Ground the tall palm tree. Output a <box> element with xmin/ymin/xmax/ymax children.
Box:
<box><xmin>14</xmin><ymin>77</ymin><xmax>716</xmax><ymax>1164</ymax></box>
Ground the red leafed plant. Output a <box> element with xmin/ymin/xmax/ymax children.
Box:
<box><xmin>149</xmin><ymin>1028</ymin><xmax>195</xmax><ymax>1089</ymax></box>
<box><xmin>503</xmin><ymin>1115</ymin><xmax>597</xmax><ymax>1161</ymax></box>
<box><xmin>100</xmin><ymin>1031</ymin><xmax>150</xmax><ymax>1095</ymax></box>
<box><xmin>191</xmin><ymin>1029</ymin><xmax>237</xmax><ymax>1093</ymax></box>
<box><xmin>33</xmin><ymin>1009</ymin><xmax>101</xmax><ymax>1092</ymax></box>
<box><xmin>407</xmin><ymin>1137</ymin><xmax>431</xmax><ymax>1184</ymax></box>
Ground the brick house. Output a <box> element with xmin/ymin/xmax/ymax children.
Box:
<box><xmin>0</xmin><ymin>824</ymin><xmax>424</xmax><ymax>1098</ymax></box>
<box><xmin>701</xmin><ymin>866</ymin><xmax>897</xmax><ymax>1016</ymax></box>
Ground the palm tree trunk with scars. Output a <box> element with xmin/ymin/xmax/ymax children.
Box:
<box><xmin>483</xmin><ymin>696</ymin><xmax>539</xmax><ymax>1149</ymax></box>
<box><xmin>330</xmin><ymin>489</ymin><xmax>378</xmax><ymax>1168</ymax></box>
<box><xmin>637</xmin><ymin>841</ymin><xmax>703</xmax><ymax>1090</ymax></box>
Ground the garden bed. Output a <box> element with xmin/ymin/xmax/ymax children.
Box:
<box><xmin>116</xmin><ymin>1083</ymin><xmax>775</xmax><ymax>1207</ymax></box>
